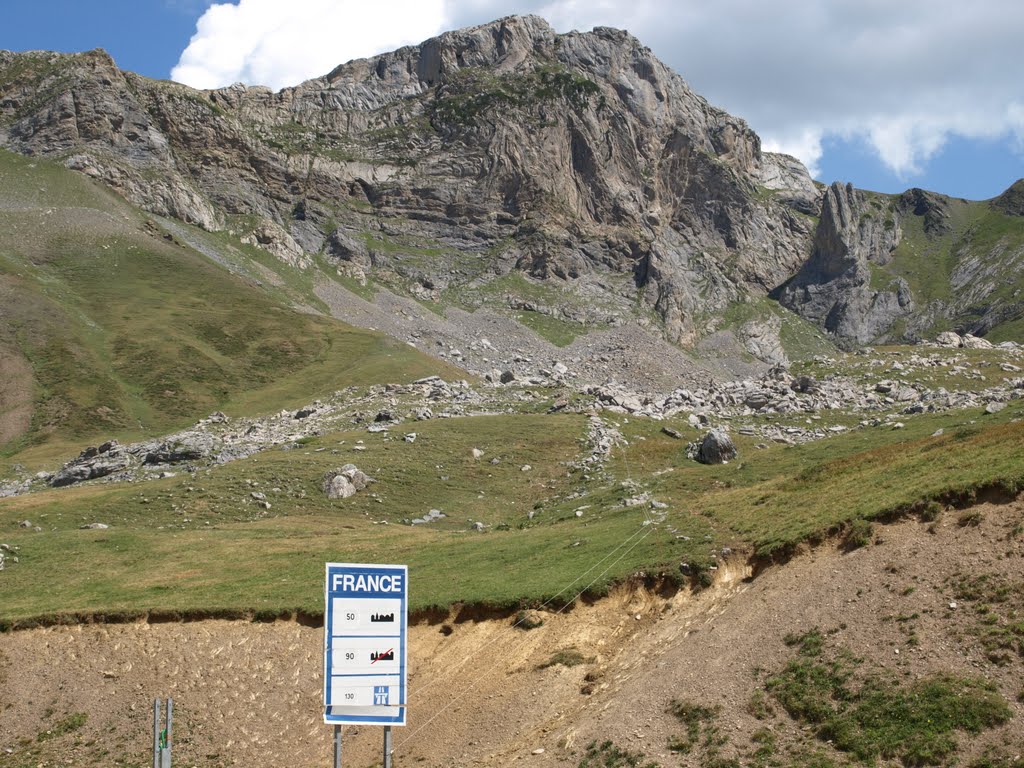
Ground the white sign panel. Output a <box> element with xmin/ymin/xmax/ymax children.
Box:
<box><xmin>324</xmin><ymin>562</ymin><xmax>408</xmax><ymax>725</ymax></box>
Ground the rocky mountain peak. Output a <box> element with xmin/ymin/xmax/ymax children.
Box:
<box><xmin>897</xmin><ymin>187</ymin><xmax>952</xmax><ymax>235</ymax></box>
<box><xmin>774</xmin><ymin>181</ymin><xmax>909</xmax><ymax>345</ymax></box>
<box><xmin>0</xmin><ymin>16</ymin><xmax>1020</xmax><ymax>365</ymax></box>
<box><xmin>992</xmin><ymin>178</ymin><xmax>1024</xmax><ymax>216</ymax></box>
<box><xmin>390</xmin><ymin>14</ymin><xmax>558</xmax><ymax>86</ymax></box>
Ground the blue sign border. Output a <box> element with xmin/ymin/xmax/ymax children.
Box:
<box><xmin>323</xmin><ymin>562</ymin><xmax>408</xmax><ymax>726</ymax></box>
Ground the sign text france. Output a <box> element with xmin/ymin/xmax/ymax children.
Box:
<box><xmin>324</xmin><ymin>562</ymin><xmax>408</xmax><ymax>726</ymax></box>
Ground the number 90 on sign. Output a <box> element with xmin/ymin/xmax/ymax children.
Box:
<box><xmin>331</xmin><ymin>638</ymin><xmax>400</xmax><ymax>674</ymax></box>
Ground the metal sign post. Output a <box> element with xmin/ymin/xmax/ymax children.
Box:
<box><xmin>152</xmin><ymin>699</ymin><xmax>159</xmax><ymax>768</ymax></box>
<box><xmin>324</xmin><ymin>562</ymin><xmax>408</xmax><ymax>765</ymax></box>
<box><xmin>152</xmin><ymin>698</ymin><xmax>172</xmax><ymax>768</ymax></box>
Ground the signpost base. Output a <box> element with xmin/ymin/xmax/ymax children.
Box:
<box><xmin>152</xmin><ymin>698</ymin><xmax>172</xmax><ymax>768</ymax></box>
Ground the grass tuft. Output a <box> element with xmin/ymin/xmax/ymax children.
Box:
<box><xmin>578</xmin><ymin>740</ymin><xmax>658</xmax><ymax>768</ymax></box>
<box><xmin>540</xmin><ymin>648</ymin><xmax>587</xmax><ymax>669</ymax></box>
<box><xmin>765</xmin><ymin>633</ymin><xmax>1011</xmax><ymax>766</ymax></box>
<box><xmin>37</xmin><ymin>712</ymin><xmax>87</xmax><ymax>741</ymax></box>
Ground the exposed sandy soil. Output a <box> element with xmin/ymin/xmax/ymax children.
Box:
<box><xmin>2</xmin><ymin>498</ymin><xmax>1023</xmax><ymax>767</ymax></box>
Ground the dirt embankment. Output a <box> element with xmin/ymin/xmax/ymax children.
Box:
<box><xmin>2</xmin><ymin>498</ymin><xmax>1023</xmax><ymax>767</ymax></box>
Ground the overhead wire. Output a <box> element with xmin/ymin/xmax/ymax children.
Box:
<box><xmin>397</xmin><ymin>414</ymin><xmax>644</xmax><ymax>702</ymax></box>
<box><xmin>393</xmin><ymin>413</ymin><xmax>663</xmax><ymax>757</ymax></box>
<box><xmin>394</xmin><ymin>523</ymin><xmax>655</xmax><ymax>756</ymax></box>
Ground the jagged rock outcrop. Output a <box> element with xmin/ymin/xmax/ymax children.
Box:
<box><xmin>992</xmin><ymin>179</ymin><xmax>1024</xmax><ymax>217</ymax></box>
<box><xmin>773</xmin><ymin>182</ymin><xmax>911</xmax><ymax>345</ymax></box>
<box><xmin>143</xmin><ymin>433</ymin><xmax>220</xmax><ymax>465</ymax></box>
<box><xmin>898</xmin><ymin>188</ymin><xmax>952</xmax><ymax>235</ymax></box>
<box><xmin>755</xmin><ymin>152</ymin><xmax>821</xmax><ymax>215</ymax></box>
<box><xmin>0</xmin><ymin>49</ymin><xmax>222</xmax><ymax>229</ymax></box>
<box><xmin>50</xmin><ymin>440</ymin><xmax>130</xmax><ymax>487</ymax></box>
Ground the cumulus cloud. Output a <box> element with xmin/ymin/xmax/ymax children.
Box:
<box><xmin>1011</xmin><ymin>103</ymin><xmax>1024</xmax><ymax>153</ymax></box>
<box><xmin>761</xmin><ymin>129</ymin><xmax>825</xmax><ymax>178</ymax></box>
<box><xmin>172</xmin><ymin>0</ymin><xmax>1024</xmax><ymax>180</ymax></box>
<box><xmin>171</xmin><ymin>0</ymin><xmax>448</xmax><ymax>90</ymax></box>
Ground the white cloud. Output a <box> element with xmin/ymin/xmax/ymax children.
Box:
<box><xmin>866</xmin><ymin>118</ymin><xmax>948</xmax><ymax>178</ymax></box>
<box><xmin>1010</xmin><ymin>103</ymin><xmax>1024</xmax><ymax>153</ymax></box>
<box><xmin>761</xmin><ymin>129</ymin><xmax>825</xmax><ymax>178</ymax></box>
<box><xmin>171</xmin><ymin>0</ymin><xmax>448</xmax><ymax>90</ymax></box>
<box><xmin>171</xmin><ymin>0</ymin><xmax>1024</xmax><ymax>181</ymax></box>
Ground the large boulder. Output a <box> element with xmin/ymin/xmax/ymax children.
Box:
<box><xmin>322</xmin><ymin>464</ymin><xmax>372</xmax><ymax>500</ymax></box>
<box><xmin>688</xmin><ymin>429</ymin><xmax>737</xmax><ymax>465</ymax></box>
<box><xmin>961</xmin><ymin>334</ymin><xmax>993</xmax><ymax>350</ymax></box>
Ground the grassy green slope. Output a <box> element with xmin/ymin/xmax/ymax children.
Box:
<box><xmin>876</xmin><ymin>197</ymin><xmax>973</xmax><ymax>303</ymax></box>
<box><xmin>876</xmin><ymin>196</ymin><xmax>1024</xmax><ymax>336</ymax></box>
<box><xmin>0</xmin><ymin>149</ymin><xmax>464</xmax><ymax>461</ymax></box>
<box><xmin>2</xmin><ymin>394</ymin><xmax>1022</xmax><ymax>625</ymax></box>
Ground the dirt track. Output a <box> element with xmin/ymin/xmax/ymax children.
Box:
<box><xmin>2</xmin><ymin>498</ymin><xmax>1023</xmax><ymax>767</ymax></box>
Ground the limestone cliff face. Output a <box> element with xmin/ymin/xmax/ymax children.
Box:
<box><xmin>0</xmin><ymin>49</ymin><xmax>222</xmax><ymax>229</ymax></box>
<box><xmin>2</xmin><ymin>16</ymin><xmax>1020</xmax><ymax>350</ymax></box>
<box><xmin>0</xmin><ymin>17</ymin><xmax>819</xmax><ymax>347</ymax></box>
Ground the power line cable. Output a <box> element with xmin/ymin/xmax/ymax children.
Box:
<box><xmin>393</xmin><ymin>523</ymin><xmax>655</xmax><ymax>757</ymax></box>
<box><xmin>394</xmin><ymin>417</ymin><xmax>663</xmax><ymax>756</ymax></box>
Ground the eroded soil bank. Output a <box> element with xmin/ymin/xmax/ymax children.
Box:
<box><xmin>2</xmin><ymin>498</ymin><xmax>1023</xmax><ymax>767</ymax></box>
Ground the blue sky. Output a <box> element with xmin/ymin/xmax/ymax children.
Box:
<box><xmin>1</xmin><ymin>1</ymin><xmax>203</xmax><ymax>82</ymax></box>
<box><xmin>2</xmin><ymin>0</ymin><xmax>1022</xmax><ymax>201</ymax></box>
<box><xmin>815</xmin><ymin>134</ymin><xmax>1021</xmax><ymax>201</ymax></box>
